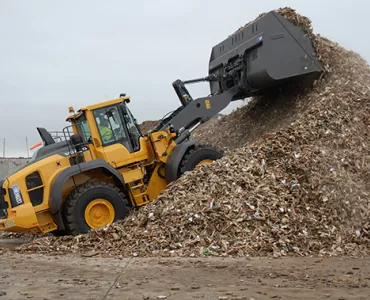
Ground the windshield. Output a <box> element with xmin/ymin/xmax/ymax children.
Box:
<box><xmin>74</xmin><ymin>113</ymin><xmax>91</xmax><ymax>142</ymax></box>
<box><xmin>93</xmin><ymin>106</ymin><xmax>131</xmax><ymax>150</ymax></box>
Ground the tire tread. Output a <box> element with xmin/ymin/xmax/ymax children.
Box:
<box><xmin>63</xmin><ymin>181</ymin><xmax>129</xmax><ymax>235</ymax></box>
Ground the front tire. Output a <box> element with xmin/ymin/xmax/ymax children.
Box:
<box><xmin>179</xmin><ymin>144</ymin><xmax>223</xmax><ymax>176</ymax></box>
<box><xmin>63</xmin><ymin>182</ymin><xmax>130</xmax><ymax>235</ymax></box>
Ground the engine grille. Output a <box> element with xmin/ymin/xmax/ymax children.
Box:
<box><xmin>26</xmin><ymin>172</ymin><xmax>44</xmax><ymax>207</ymax></box>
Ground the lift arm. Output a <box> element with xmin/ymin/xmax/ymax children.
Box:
<box><xmin>172</xmin><ymin>75</ymin><xmax>219</xmax><ymax>107</ymax></box>
<box><xmin>157</xmin><ymin>77</ymin><xmax>239</xmax><ymax>144</ymax></box>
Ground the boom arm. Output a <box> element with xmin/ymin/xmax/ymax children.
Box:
<box><xmin>172</xmin><ymin>75</ymin><xmax>219</xmax><ymax>107</ymax></box>
<box><xmin>158</xmin><ymin>77</ymin><xmax>239</xmax><ymax>144</ymax></box>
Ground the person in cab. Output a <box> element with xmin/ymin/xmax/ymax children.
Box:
<box><xmin>98</xmin><ymin>118</ymin><xmax>113</xmax><ymax>142</ymax></box>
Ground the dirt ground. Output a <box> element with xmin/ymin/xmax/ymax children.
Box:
<box><xmin>0</xmin><ymin>252</ymin><xmax>369</xmax><ymax>300</ymax></box>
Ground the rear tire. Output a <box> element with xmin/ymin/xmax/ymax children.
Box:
<box><xmin>178</xmin><ymin>144</ymin><xmax>223</xmax><ymax>177</ymax></box>
<box><xmin>63</xmin><ymin>182</ymin><xmax>130</xmax><ymax>235</ymax></box>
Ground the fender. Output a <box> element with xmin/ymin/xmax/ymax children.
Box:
<box><xmin>49</xmin><ymin>159</ymin><xmax>124</xmax><ymax>215</ymax></box>
<box><xmin>165</xmin><ymin>140</ymin><xmax>196</xmax><ymax>183</ymax></box>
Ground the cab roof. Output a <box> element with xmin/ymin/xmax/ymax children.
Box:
<box><xmin>66</xmin><ymin>96</ymin><xmax>131</xmax><ymax>121</ymax></box>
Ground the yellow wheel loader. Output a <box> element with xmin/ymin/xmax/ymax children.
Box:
<box><xmin>0</xmin><ymin>11</ymin><xmax>322</xmax><ymax>235</ymax></box>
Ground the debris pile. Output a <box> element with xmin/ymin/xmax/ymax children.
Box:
<box><xmin>138</xmin><ymin>114</ymin><xmax>224</xmax><ymax>137</ymax></box>
<box><xmin>139</xmin><ymin>120</ymin><xmax>160</xmax><ymax>133</ymax></box>
<box><xmin>0</xmin><ymin>232</ymin><xmax>29</xmax><ymax>239</ymax></box>
<box><xmin>12</xmin><ymin>8</ymin><xmax>370</xmax><ymax>257</ymax></box>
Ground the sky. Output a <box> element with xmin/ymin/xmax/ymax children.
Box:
<box><xmin>0</xmin><ymin>0</ymin><xmax>369</xmax><ymax>157</ymax></box>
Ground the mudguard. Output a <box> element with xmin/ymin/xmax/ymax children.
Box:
<box><xmin>49</xmin><ymin>159</ymin><xmax>124</xmax><ymax>215</ymax></box>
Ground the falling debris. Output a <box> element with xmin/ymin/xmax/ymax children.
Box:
<box><xmin>5</xmin><ymin>8</ymin><xmax>370</xmax><ymax>258</ymax></box>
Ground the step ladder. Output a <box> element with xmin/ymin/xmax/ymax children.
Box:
<box><xmin>129</xmin><ymin>178</ymin><xmax>149</xmax><ymax>206</ymax></box>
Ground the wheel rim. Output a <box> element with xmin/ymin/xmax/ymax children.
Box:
<box><xmin>197</xmin><ymin>159</ymin><xmax>213</xmax><ymax>166</ymax></box>
<box><xmin>84</xmin><ymin>199</ymin><xmax>115</xmax><ymax>229</ymax></box>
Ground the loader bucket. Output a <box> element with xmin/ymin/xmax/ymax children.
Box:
<box><xmin>209</xmin><ymin>11</ymin><xmax>323</xmax><ymax>99</ymax></box>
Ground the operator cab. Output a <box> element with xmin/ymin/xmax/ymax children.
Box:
<box><xmin>67</xmin><ymin>96</ymin><xmax>141</xmax><ymax>153</ymax></box>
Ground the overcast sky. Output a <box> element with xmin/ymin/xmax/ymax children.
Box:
<box><xmin>1</xmin><ymin>0</ymin><xmax>369</xmax><ymax>157</ymax></box>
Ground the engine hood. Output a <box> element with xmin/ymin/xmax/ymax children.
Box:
<box><xmin>2</xmin><ymin>141</ymin><xmax>70</xmax><ymax>179</ymax></box>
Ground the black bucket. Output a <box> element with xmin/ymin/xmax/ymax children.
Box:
<box><xmin>209</xmin><ymin>11</ymin><xmax>323</xmax><ymax>99</ymax></box>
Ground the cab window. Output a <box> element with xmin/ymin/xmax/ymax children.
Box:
<box><xmin>74</xmin><ymin>113</ymin><xmax>91</xmax><ymax>142</ymax></box>
<box><xmin>93</xmin><ymin>106</ymin><xmax>132</xmax><ymax>151</ymax></box>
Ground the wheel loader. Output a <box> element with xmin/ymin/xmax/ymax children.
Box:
<box><xmin>0</xmin><ymin>11</ymin><xmax>322</xmax><ymax>235</ymax></box>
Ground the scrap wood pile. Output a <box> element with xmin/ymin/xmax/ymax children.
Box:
<box><xmin>0</xmin><ymin>232</ymin><xmax>29</xmax><ymax>239</ymax></box>
<box><xmin>14</xmin><ymin>8</ymin><xmax>370</xmax><ymax>257</ymax></box>
<box><xmin>138</xmin><ymin>120</ymin><xmax>160</xmax><ymax>133</ymax></box>
<box><xmin>139</xmin><ymin>115</ymin><xmax>224</xmax><ymax>137</ymax></box>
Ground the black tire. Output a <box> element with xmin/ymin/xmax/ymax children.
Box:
<box><xmin>178</xmin><ymin>144</ymin><xmax>223</xmax><ymax>177</ymax></box>
<box><xmin>63</xmin><ymin>182</ymin><xmax>130</xmax><ymax>235</ymax></box>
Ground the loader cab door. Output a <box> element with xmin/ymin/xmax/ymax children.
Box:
<box><xmin>92</xmin><ymin>104</ymin><xmax>142</xmax><ymax>167</ymax></box>
<box><xmin>93</xmin><ymin>106</ymin><xmax>132</xmax><ymax>150</ymax></box>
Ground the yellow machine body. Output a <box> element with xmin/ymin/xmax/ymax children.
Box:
<box><xmin>0</xmin><ymin>96</ymin><xmax>178</xmax><ymax>233</ymax></box>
